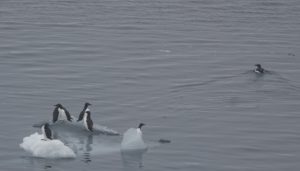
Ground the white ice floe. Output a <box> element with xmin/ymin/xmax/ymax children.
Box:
<box><xmin>20</xmin><ymin>132</ymin><xmax>76</xmax><ymax>158</ymax></box>
<box><xmin>121</xmin><ymin>128</ymin><xmax>147</xmax><ymax>151</ymax></box>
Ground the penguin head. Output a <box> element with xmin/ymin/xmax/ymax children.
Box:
<box><xmin>84</xmin><ymin>102</ymin><xmax>91</xmax><ymax>108</ymax></box>
<box><xmin>54</xmin><ymin>103</ymin><xmax>63</xmax><ymax>108</ymax></box>
<box><xmin>138</xmin><ymin>123</ymin><xmax>145</xmax><ymax>129</ymax></box>
<box><xmin>255</xmin><ymin>64</ymin><xmax>262</xmax><ymax>69</ymax></box>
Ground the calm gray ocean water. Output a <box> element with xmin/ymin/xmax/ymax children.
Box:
<box><xmin>1</xmin><ymin>0</ymin><xmax>300</xmax><ymax>170</ymax></box>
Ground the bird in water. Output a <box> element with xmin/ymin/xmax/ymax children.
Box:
<box><xmin>52</xmin><ymin>104</ymin><xmax>72</xmax><ymax>123</ymax></box>
<box><xmin>41</xmin><ymin>123</ymin><xmax>52</xmax><ymax>140</ymax></box>
<box><xmin>83</xmin><ymin>111</ymin><xmax>93</xmax><ymax>132</ymax></box>
<box><xmin>77</xmin><ymin>102</ymin><xmax>91</xmax><ymax>122</ymax></box>
<box><xmin>254</xmin><ymin>64</ymin><xmax>265</xmax><ymax>74</ymax></box>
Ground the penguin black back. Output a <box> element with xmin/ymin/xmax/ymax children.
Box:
<box><xmin>254</xmin><ymin>64</ymin><xmax>264</xmax><ymax>74</ymax></box>
<box><xmin>53</xmin><ymin>103</ymin><xmax>72</xmax><ymax>123</ymax></box>
<box><xmin>84</xmin><ymin>111</ymin><xmax>93</xmax><ymax>132</ymax></box>
<box><xmin>78</xmin><ymin>102</ymin><xmax>91</xmax><ymax>122</ymax></box>
<box><xmin>52</xmin><ymin>104</ymin><xmax>61</xmax><ymax>123</ymax></box>
<box><xmin>43</xmin><ymin>123</ymin><xmax>52</xmax><ymax>140</ymax></box>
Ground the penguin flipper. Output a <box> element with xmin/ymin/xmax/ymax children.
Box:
<box><xmin>77</xmin><ymin>111</ymin><xmax>84</xmax><ymax>121</ymax></box>
<box><xmin>53</xmin><ymin>108</ymin><xmax>59</xmax><ymax>123</ymax></box>
<box><xmin>45</xmin><ymin>128</ymin><xmax>53</xmax><ymax>140</ymax></box>
<box><xmin>64</xmin><ymin>108</ymin><xmax>72</xmax><ymax>121</ymax></box>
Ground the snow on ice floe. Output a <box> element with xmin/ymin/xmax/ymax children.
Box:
<box><xmin>20</xmin><ymin>132</ymin><xmax>76</xmax><ymax>158</ymax></box>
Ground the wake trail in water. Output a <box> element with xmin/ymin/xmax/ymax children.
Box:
<box><xmin>170</xmin><ymin>71</ymin><xmax>251</xmax><ymax>93</ymax></box>
<box><xmin>266</xmin><ymin>70</ymin><xmax>300</xmax><ymax>91</ymax></box>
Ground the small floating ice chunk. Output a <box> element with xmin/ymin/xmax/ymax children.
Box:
<box><xmin>121</xmin><ymin>127</ymin><xmax>147</xmax><ymax>151</ymax></box>
<box><xmin>20</xmin><ymin>132</ymin><xmax>76</xmax><ymax>158</ymax></box>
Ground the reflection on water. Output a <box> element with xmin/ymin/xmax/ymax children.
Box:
<box><xmin>24</xmin><ymin>156</ymin><xmax>74</xmax><ymax>171</ymax></box>
<box><xmin>121</xmin><ymin>149</ymin><xmax>148</xmax><ymax>170</ymax></box>
<box><xmin>81</xmin><ymin>135</ymin><xmax>93</xmax><ymax>163</ymax></box>
<box><xmin>48</xmin><ymin>122</ymin><xmax>121</xmax><ymax>163</ymax></box>
<box><xmin>50</xmin><ymin>123</ymin><xmax>94</xmax><ymax>163</ymax></box>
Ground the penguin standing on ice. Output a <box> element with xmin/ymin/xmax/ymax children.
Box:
<box><xmin>77</xmin><ymin>102</ymin><xmax>91</xmax><ymax>122</ymax></box>
<box><xmin>83</xmin><ymin>111</ymin><xmax>93</xmax><ymax>132</ymax></box>
<box><xmin>41</xmin><ymin>123</ymin><xmax>52</xmax><ymax>140</ymax></box>
<box><xmin>52</xmin><ymin>104</ymin><xmax>72</xmax><ymax>123</ymax></box>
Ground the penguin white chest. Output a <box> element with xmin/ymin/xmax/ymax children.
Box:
<box><xmin>254</xmin><ymin>69</ymin><xmax>260</xmax><ymax>73</ymax></box>
<box><xmin>58</xmin><ymin>108</ymin><xmax>67</xmax><ymax>121</ymax></box>
<box><xmin>41</xmin><ymin>125</ymin><xmax>46</xmax><ymax>139</ymax></box>
<box><xmin>83</xmin><ymin>114</ymin><xmax>89</xmax><ymax>131</ymax></box>
<box><xmin>137</xmin><ymin>128</ymin><xmax>142</xmax><ymax>136</ymax></box>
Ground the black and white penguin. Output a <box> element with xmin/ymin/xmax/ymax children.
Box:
<box><xmin>254</xmin><ymin>64</ymin><xmax>264</xmax><ymax>74</ymax></box>
<box><xmin>41</xmin><ymin>123</ymin><xmax>52</xmax><ymax>140</ymax></box>
<box><xmin>77</xmin><ymin>102</ymin><xmax>91</xmax><ymax>122</ymax></box>
<box><xmin>52</xmin><ymin>104</ymin><xmax>72</xmax><ymax>123</ymax></box>
<box><xmin>83</xmin><ymin>111</ymin><xmax>93</xmax><ymax>132</ymax></box>
<box><xmin>137</xmin><ymin>123</ymin><xmax>145</xmax><ymax>133</ymax></box>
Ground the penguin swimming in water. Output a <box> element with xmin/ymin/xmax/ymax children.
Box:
<box><xmin>254</xmin><ymin>64</ymin><xmax>265</xmax><ymax>74</ymax></box>
<box><xmin>83</xmin><ymin>111</ymin><xmax>93</xmax><ymax>132</ymax></box>
<box><xmin>41</xmin><ymin>123</ymin><xmax>52</xmax><ymax>140</ymax></box>
<box><xmin>77</xmin><ymin>102</ymin><xmax>91</xmax><ymax>122</ymax></box>
<box><xmin>53</xmin><ymin>104</ymin><xmax>72</xmax><ymax>123</ymax></box>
